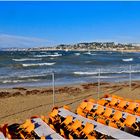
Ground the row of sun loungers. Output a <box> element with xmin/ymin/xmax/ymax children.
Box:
<box><xmin>98</xmin><ymin>95</ymin><xmax>140</xmax><ymax>115</ymax></box>
<box><xmin>0</xmin><ymin>94</ymin><xmax>140</xmax><ymax>139</ymax></box>
<box><xmin>48</xmin><ymin>107</ymin><xmax>115</xmax><ymax>139</ymax></box>
<box><xmin>77</xmin><ymin>95</ymin><xmax>140</xmax><ymax>137</ymax></box>
<box><xmin>0</xmin><ymin>116</ymin><xmax>64</xmax><ymax>139</ymax></box>
<box><xmin>58</xmin><ymin>108</ymin><xmax>139</xmax><ymax>139</ymax></box>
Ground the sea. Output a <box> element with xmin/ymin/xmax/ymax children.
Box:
<box><xmin>0</xmin><ymin>50</ymin><xmax>140</xmax><ymax>88</ymax></box>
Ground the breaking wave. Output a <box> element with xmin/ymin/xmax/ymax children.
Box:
<box><xmin>75</xmin><ymin>53</ymin><xmax>80</xmax><ymax>56</ymax></box>
<box><xmin>73</xmin><ymin>70</ymin><xmax>140</xmax><ymax>75</ymax></box>
<box><xmin>122</xmin><ymin>58</ymin><xmax>133</xmax><ymax>62</ymax></box>
<box><xmin>34</xmin><ymin>54</ymin><xmax>62</xmax><ymax>57</ymax></box>
<box><xmin>73</xmin><ymin>72</ymin><xmax>97</xmax><ymax>75</ymax></box>
<box><xmin>2</xmin><ymin>79</ymin><xmax>39</xmax><ymax>84</ymax></box>
<box><xmin>84</xmin><ymin>52</ymin><xmax>91</xmax><ymax>55</ymax></box>
<box><xmin>13</xmin><ymin>58</ymin><xmax>42</xmax><ymax>61</ymax></box>
<box><xmin>22</xmin><ymin>62</ymin><xmax>55</xmax><ymax>67</ymax></box>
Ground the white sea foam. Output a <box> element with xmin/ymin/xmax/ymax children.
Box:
<box><xmin>19</xmin><ymin>74</ymin><xmax>47</xmax><ymax>78</ymax></box>
<box><xmin>74</xmin><ymin>71</ymin><xmax>110</xmax><ymax>75</ymax></box>
<box><xmin>2</xmin><ymin>80</ymin><xmax>23</xmax><ymax>83</ymax></box>
<box><xmin>75</xmin><ymin>53</ymin><xmax>80</xmax><ymax>56</ymax></box>
<box><xmin>54</xmin><ymin>52</ymin><xmax>59</xmax><ymax>55</ymax></box>
<box><xmin>73</xmin><ymin>72</ymin><xmax>97</xmax><ymax>75</ymax></box>
<box><xmin>91</xmin><ymin>76</ymin><xmax>119</xmax><ymax>79</ymax></box>
<box><xmin>34</xmin><ymin>54</ymin><xmax>62</xmax><ymax>57</ymax></box>
<box><xmin>47</xmin><ymin>54</ymin><xmax>62</xmax><ymax>57</ymax></box>
<box><xmin>84</xmin><ymin>52</ymin><xmax>91</xmax><ymax>55</ymax></box>
<box><xmin>33</xmin><ymin>55</ymin><xmax>49</xmax><ymax>57</ymax></box>
<box><xmin>22</xmin><ymin>62</ymin><xmax>55</xmax><ymax>67</ymax></box>
<box><xmin>13</xmin><ymin>58</ymin><xmax>42</xmax><ymax>61</ymax></box>
<box><xmin>74</xmin><ymin>70</ymin><xmax>140</xmax><ymax>75</ymax></box>
<box><xmin>84</xmin><ymin>52</ymin><xmax>96</xmax><ymax>56</ymax></box>
<box><xmin>122</xmin><ymin>58</ymin><xmax>133</xmax><ymax>62</ymax></box>
<box><xmin>2</xmin><ymin>79</ymin><xmax>39</xmax><ymax>84</ymax></box>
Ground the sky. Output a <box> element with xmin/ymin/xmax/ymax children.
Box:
<box><xmin>0</xmin><ymin>1</ymin><xmax>140</xmax><ymax>48</ymax></box>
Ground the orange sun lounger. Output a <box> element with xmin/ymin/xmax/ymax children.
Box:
<box><xmin>117</xmin><ymin>100</ymin><xmax>128</xmax><ymax>111</ymax></box>
<box><xmin>108</xmin><ymin>98</ymin><xmax>119</xmax><ymax>107</ymax></box>
<box><xmin>125</xmin><ymin>102</ymin><xmax>137</xmax><ymax>114</ymax></box>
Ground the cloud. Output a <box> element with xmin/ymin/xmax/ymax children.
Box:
<box><xmin>0</xmin><ymin>34</ymin><xmax>50</xmax><ymax>48</ymax></box>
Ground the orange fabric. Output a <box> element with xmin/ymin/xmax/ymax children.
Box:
<box><xmin>40</xmin><ymin>136</ymin><xmax>46</xmax><ymax>140</ymax></box>
<box><xmin>82</xmin><ymin>122</ymin><xmax>94</xmax><ymax>135</ymax></box>
<box><xmin>137</xmin><ymin>105</ymin><xmax>140</xmax><ymax>113</ymax></box>
<box><xmin>80</xmin><ymin>101</ymin><xmax>88</xmax><ymax>109</ymax></box>
<box><xmin>103</xmin><ymin>108</ymin><xmax>112</xmax><ymax>118</ymax></box>
<box><xmin>109</xmin><ymin>98</ymin><xmax>118</xmax><ymax>106</ymax></box>
<box><xmin>85</xmin><ymin>102</ymin><xmax>94</xmax><ymax>112</ymax></box>
<box><xmin>77</xmin><ymin>107</ymin><xmax>85</xmax><ymax>116</ymax></box>
<box><xmin>19</xmin><ymin>132</ymin><xmax>25</xmax><ymax>139</ymax></box>
<box><xmin>118</xmin><ymin>100</ymin><xmax>127</xmax><ymax>109</ymax></box>
<box><xmin>41</xmin><ymin>116</ymin><xmax>48</xmax><ymax>123</ymax></box>
<box><xmin>117</xmin><ymin>96</ymin><xmax>123</xmax><ymax>100</ymax></box>
<box><xmin>69</xmin><ymin>134</ymin><xmax>74</xmax><ymax>140</ymax></box>
<box><xmin>50</xmin><ymin>124</ymin><xmax>55</xmax><ymax>130</ymax></box>
<box><xmin>135</xmin><ymin>112</ymin><xmax>140</xmax><ymax>116</ymax></box>
<box><xmin>25</xmin><ymin>123</ymin><xmax>34</xmax><ymax>133</ymax></box>
<box><xmin>97</xmin><ymin>99</ymin><xmax>107</xmax><ymax>106</ymax></box>
<box><xmin>71</xmin><ymin>120</ymin><xmax>82</xmax><ymax>131</ymax></box>
<box><xmin>63</xmin><ymin>115</ymin><xmax>73</xmax><ymax>125</ymax></box>
<box><xmin>97</xmin><ymin>118</ymin><xmax>106</xmax><ymax>124</ymax></box>
<box><xmin>21</xmin><ymin>119</ymin><xmax>32</xmax><ymax>129</ymax></box>
<box><xmin>95</xmin><ymin>106</ymin><xmax>104</xmax><ymax>115</ymax></box>
<box><xmin>60</xmin><ymin>128</ymin><xmax>65</xmax><ymax>137</ymax></box>
<box><xmin>113</xmin><ymin>111</ymin><xmax>122</xmax><ymax>121</ymax></box>
<box><xmin>135</xmin><ymin>100</ymin><xmax>140</xmax><ymax>104</ymax></box>
<box><xmin>127</xmin><ymin>102</ymin><xmax>137</xmax><ymax>111</ymax></box>
<box><xmin>49</xmin><ymin>109</ymin><xmax>58</xmax><ymax>117</ymax></box>
<box><xmin>109</xmin><ymin>121</ymin><xmax>118</xmax><ymax>128</ymax></box>
<box><xmin>125</xmin><ymin>115</ymin><xmax>136</xmax><ymax>126</ymax></box>
<box><xmin>63</xmin><ymin>105</ymin><xmax>70</xmax><ymax>110</ymax></box>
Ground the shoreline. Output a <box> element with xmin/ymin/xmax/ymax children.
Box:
<box><xmin>0</xmin><ymin>81</ymin><xmax>140</xmax><ymax>124</ymax></box>
<box><xmin>1</xmin><ymin>79</ymin><xmax>140</xmax><ymax>89</ymax></box>
<box><xmin>1</xmin><ymin>49</ymin><xmax>140</xmax><ymax>53</ymax></box>
<box><xmin>66</xmin><ymin>49</ymin><xmax>140</xmax><ymax>53</ymax></box>
<box><xmin>0</xmin><ymin>80</ymin><xmax>139</xmax><ymax>91</ymax></box>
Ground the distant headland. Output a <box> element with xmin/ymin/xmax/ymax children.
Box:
<box><xmin>2</xmin><ymin>42</ymin><xmax>140</xmax><ymax>52</ymax></box>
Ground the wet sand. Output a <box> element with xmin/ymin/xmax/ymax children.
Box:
<box><xmin>0</xmin><ymin>81</ymin><xmax>140</xmax><ymax>125</ymax></box>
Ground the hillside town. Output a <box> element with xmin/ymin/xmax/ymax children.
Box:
<box><xmin>2</xmin><ymin>42</ymin><xmax>140</xmax><ymax>52</ymax></box>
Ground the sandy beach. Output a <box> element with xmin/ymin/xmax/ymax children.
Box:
<box><xmin>0</xmin><ymin>81</ymin><xmax>140</xmax><ymax>125</ymax></box>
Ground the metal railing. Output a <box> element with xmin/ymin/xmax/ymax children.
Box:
<box><xmin>97</xmin><ymin>64</ymin><xmax>133</xmax><ymax>99</ymax></box>
<box><xmin>51</xmin><ymin>64</ymin><xmax>134</xmax><ymax>104</ymax></box>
